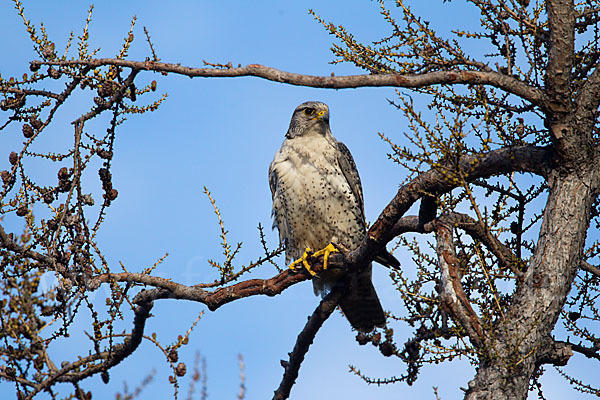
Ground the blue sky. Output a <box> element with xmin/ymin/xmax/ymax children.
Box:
<box><xmin>0</xmin><ymin>1</ymin><xmax>596</xmax><ymax>399</ymax></box>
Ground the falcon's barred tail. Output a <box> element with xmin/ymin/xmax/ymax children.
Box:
<box><xmin>338</xmin><ymin>270</ymin><xmax>386</xmax><ymax>332</ymax></box>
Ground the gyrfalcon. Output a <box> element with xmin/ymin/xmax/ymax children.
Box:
<box><xmin>269</xmin><ymin>101</ymin><xmax>399</xmax><ymax>332</ymax></box>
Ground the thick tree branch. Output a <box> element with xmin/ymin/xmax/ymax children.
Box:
<box><xmin>536</xmin><ymin>338</ymin><xmax>573</xmax><ymax>366</ymax></box>
<box><xmin>546</xmin><ymin>0</ymin><xmax>586</xmax><ymax>165</ymax></box>
<box><xmin>31</xmin><ymin>59</ymin><xmax>547</xmax><ymax>107</ymax></box>
<box><xmin>272</xmin><ymin>288</ymin><xmax>343</xmax><ymax>400</ymax></box>
<box><xmin>96</xmin><ymin>211</ymin><xmax>522</xmax><ymax>316</ymax></box>
<box><xmin>390</xmin><ymin>215</ymin><xmax>424</xmax><ymax>237</ymax></box>
<box><xmin>126</xmin><ymin>268</ymin><xmax>310</xmax><ymax>310</ymax></box>
<box><xmin>434</xmin><ymin>219</ymin><xmax>484</xmax><ymax>348</ymax></box>
<box><xmin>581</xmin><ymin>261</ymin><xmax>600</xmax><ymax>277</ymax></box>
<box><xmin>4</xmin><ymin>87</ymin><xmax>60</xmax><ymax>99</ymax></box>
<box><xmin>355</xmin><ymin>146</ymin><xmax>551</xmax><ymax>269</ymax></box>
<box><xmin>566</xmin><ymin>341</ymin><xmax>600</xmax><ymax>361</ymax></box>
<box><xmin>546</xmin><ymin>0</ymin><xmax>575</xmax><ymax>114</ymax></box>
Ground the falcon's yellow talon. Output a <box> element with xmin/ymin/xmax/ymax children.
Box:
<box><xmin>289</xmin><ymin>247</ymin><xmax>317</xmax><ymax>276</ymax></box>
<box><xmin>288</xmin><ymin>244</ymin><xmax>338</xmax><ymax>276</ymax></box>
<box><xmin>311</xmin><ymin>243</ymin><xmax>339</xmax><ymax>271</ymax></box>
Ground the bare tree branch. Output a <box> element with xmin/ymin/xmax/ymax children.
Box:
<box><xmin>30</xmin><ymin>59</ymin><xmax>547</xmax><ymax>107</ymax></box>
<box><xmin>357</xmin><ymin>146</ymin><xmax>550</xmax><ymax>266</ymax></box>
<box><xmin>581</xmin><ymin>261</ymin><xmax>600</xmax><ymax>277</ymax></box>
<box><xmin>434</xmin><ymin>218</ymin><xmax>484</xmax><ymax>347</ymax></box>
<box><xmin>272</xmin><ymin>288</ymin><xmax>343</xmax><ymax>400</ymax></box>
<box><xmin>23</xmin><ymin>301</ymin><xmax>153</xmax><ymax>399</ymax></box>
<box><xmin>566</xmin><ymin>341</ymin><xmax>600</xmax><ymax>362</ymax></box>
<box><xmin>128</xmin><ymin>268</ymin><xmax>311</xmax><ymax>311</ymax></box>
<box><xmin>546</xmin><ymin>0</ymin><xmax>575</xmax><ymax>114</ymax></box>
<box><xmin>4</xmin><ymin>87</ymin><xmax>61</xmax><ymax>99</ymax></box>
<box><xmin>536</xmin><ymin>339</ymin><xmax>573</xmax><ymax>366</ymax></box>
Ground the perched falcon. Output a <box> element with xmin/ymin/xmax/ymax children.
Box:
<box><xmin>269</xmin><ymin>101</ymin><xmax>400</xmax><ymax>332</ymax></box>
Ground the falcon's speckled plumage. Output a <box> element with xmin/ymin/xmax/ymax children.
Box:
<box><xmin>269</xmin><ymin>101</ymin><xmax>399</xmax><ymax>332</ymax></box>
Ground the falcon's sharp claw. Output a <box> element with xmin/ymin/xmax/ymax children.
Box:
<box><xmin>311</xmin><ymin>243</ymin><xmax>339</xmax><ymax>271</ymax></box>
<box><xmin>288</xmin><ymin>244</ymin><xmax>339</xmax><ymax>276</ymax></box>
<box><xmin>289</xmin><ymin>247</ymin><xmax>316</xmax><ymax>276</ymax></box>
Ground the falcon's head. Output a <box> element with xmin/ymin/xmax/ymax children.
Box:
<box><xmin>286</xmin><ymin>101</ymin><xmax>330</xmax><ymax>139</ymax></box>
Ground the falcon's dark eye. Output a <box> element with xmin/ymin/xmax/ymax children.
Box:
<box><xmin>303</xmin><ymin>107</ymin><xmax>315</xmax><ymax>116</ymax></box>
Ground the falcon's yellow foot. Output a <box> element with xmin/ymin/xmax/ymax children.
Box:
<box><xmin>288</xmin><ymin>244</ymin><xmax>339</xmax><ymax>276</ymax></box>
<box><xmin>289</xmin><ymin>247</ymin><xmax>316</xmax><ymax>276</ymax></box>
<box><xmin>311</xmin><ymin>243</ymin><xmax>339</xmax><ymax>271</ymax></box>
